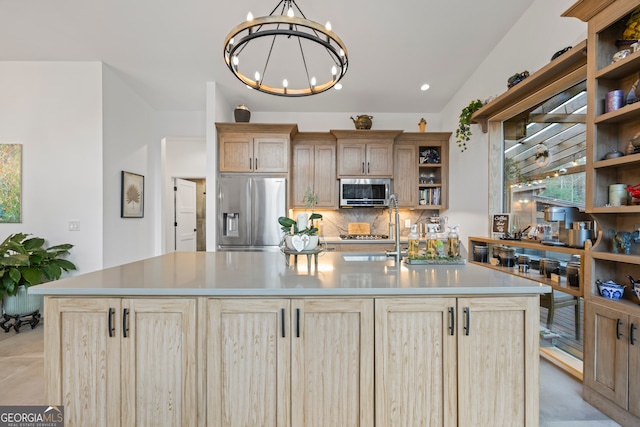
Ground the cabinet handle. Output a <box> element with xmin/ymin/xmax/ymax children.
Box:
<box><xmin>367</xmin><ymin>162</ymin><xmax>370</xmax><ymax>173</ymax></box>
<box><xmin>123</xmin><ymin>308</ymin><xmax>130</xmax><ymax>338</ymax></box>
<box><xmin>255</xmin><ymin>158</ymin><xmax>258</xmax><ymax>170</ymax></box>
<box><xmin>362</xmin><ymin>162</ymin><xmax>365</xmax><ymax>173</ymax></box>
<box><xmin>108</xmin><ymin>307</ymin><xmax>115</xmax><ymax>337</ymax></box>
<box><xmin>463</xmin><ymin>307</ymin><xmax>470</xmax><ymax>336</ymax></box>
<box><xmin>296</xmin><ymin>308</ymin><xmax>300</xmax><ymax>338</ymax></box>
<box><xmin>249</xmin><ymin>157</ymin><xmax>252</xmax><ymax>170</ymax></box>
<box><xmin>631</xmin><ymin>323</ymin><xmax>637</xmax><ymax>345</ymax></box>
<box><xmin>281</xmin><ymin>308</ymin><xmax>286</xmax><ymax>338</ymax></box>
<box><xmin>448</xmin><ymin>307</ymin><xmax>455</xmax><ymax>336</ymax></box>
<box><xmin>616</xmin><ymin>318</ymin><xmax>623</xmax><ymax>340</ymax></box>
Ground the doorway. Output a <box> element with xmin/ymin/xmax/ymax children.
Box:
<box><xmin>174</xmin><ymin>178</ymin><xmax>206</xmax><ymax>251</ymax></box>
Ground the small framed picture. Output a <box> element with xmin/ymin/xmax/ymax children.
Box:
<box><xmin>121</xmin><ymin>171</ymin><xmax>144</xmax><ymax>218</ymax></box>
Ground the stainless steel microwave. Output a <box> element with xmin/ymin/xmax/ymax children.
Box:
<box><xmin>339</xmin><ymin>178</ymin><xmax>391</xmax><ymax>207</ymax></box>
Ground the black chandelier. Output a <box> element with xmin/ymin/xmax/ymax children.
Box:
<box><xmin>223</xmin><ymin>0</ymin><xmax>349</xmax><ymax>97</ymax></box>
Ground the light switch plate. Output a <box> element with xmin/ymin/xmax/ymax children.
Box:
<box><xmin>405</xmin><ymin>219</ymin><xmax>411</xmax><ymax>228</ymax></box>
<box><xmin>68</xmin><ymin>220</ymin><xmax>80</xmax><ymax>231</ymax></box>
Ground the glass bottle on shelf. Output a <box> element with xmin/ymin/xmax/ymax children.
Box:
<box><xmin>426</xmin><ymin>224</ymin><xmax>439</xmax><ymax>259</ymax></box>
<box><xmin>408</xmin><ymin>224</ymin><xmax>420</xmax><ymax>259</ymax></box>
<box><xmin>447</xmin><ymin>225</ymin><xmax>460</xmax><ymax>258</ymax></box>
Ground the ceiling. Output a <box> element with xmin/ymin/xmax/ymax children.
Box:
<box><xmin>0</xmin><ymin>0</ymin><xmax>538</xmax><ymax>113</ymax></box>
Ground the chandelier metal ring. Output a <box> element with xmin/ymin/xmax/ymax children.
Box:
<box><xmin>223</xmin><ymin>14</ymin><xmax>349</xmax><ymax>96</ymax></box>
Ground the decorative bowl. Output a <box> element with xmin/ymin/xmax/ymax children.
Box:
<box><xmin>597</xmin><ymin>280</ymin><xmax>625</xmax><ymax>300</ymax></box>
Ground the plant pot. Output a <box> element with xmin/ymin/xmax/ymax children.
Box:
<box><xmin>285</xmin><ymin>235</ymin><xmax>319</xmax><ymax>252</ymax></box>
<box><xmin>3</xmin><ymin>285</ymin><xmax>43</xmax><ymax>316</ymax></box>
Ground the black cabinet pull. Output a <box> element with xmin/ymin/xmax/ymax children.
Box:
<box><xmin>362</xmin><ymin>162</ymin><xmax>365</xmax><ymax>173</ymax></box>
<box><xmin>296</xmin><ymin>308</ymin><xmax>300</xmax><ymax>338</ymax></box>
<box><xmin>463</xmin><ymin>307</ymin><xmax>470</xmax><ymax>336</ymax></box>
<box><xmin>249</xmin><ymin>157</ymin><xmax>252</xmax><ymax>170</ymax></box>
<box><xmin>616</xmin><ymin>318</ymin><xmax>623</xmax><ymax>340</ymax></box>
<box><xmin>108</xmin><ymin>308</ymin><xmax>115</xmax><ymax>337</ymax></box>
<box><xmin>367</xmin><ymin>162</ymin><xmax>370</xmax><ymax>173</ymax></box>
<box><xmin>281</xmin><ymin>308</ymin><xmax>285</xmax><ymax>338</ymax></box>
<box><xmin>631</xmin><ymin>323</ymin><xmax>637</xmax><ymax>345</ymax></box>
<box><xmin>123</xmin><ymin>308</ymin><xmax>130</xmax><ymax>338</ymax></box>
<box><xmin>255</xmin><ymin>158</ymin><xmax>258</xmax><ymax>170</ymax></box>
<box><xmin>448</xmin><ymin>307</ymin><xmax>455</xmax><ymax>336</ymax></box>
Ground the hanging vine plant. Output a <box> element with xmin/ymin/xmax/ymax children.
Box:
<box><xmin>455</xmin><ymin>99</ymin><xmax>484</xmax><ymax>152</ymax></box>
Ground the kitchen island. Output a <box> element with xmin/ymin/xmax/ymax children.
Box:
<box><xmin>34</xmin><ymin>251</ymin><xmax>550</xmax><ymax>427</ymax></box>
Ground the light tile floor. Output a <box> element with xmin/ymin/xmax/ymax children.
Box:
<box><xmin>0</xmin><ymin>324</ymin><xmax>622</xmax><ymax>425</ymax></box>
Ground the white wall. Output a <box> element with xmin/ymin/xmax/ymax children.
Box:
<box><xmin>0</xmin><ymin>62</ymin><xmax>104</xmax><ymax>274</ymax></box>
<box><xmin>438</xmin><ymin>0</ymin><xmax>587</xmax><ymax>245</ymax></box>
<box><xmin>102</xmin><ymin>65</ymin><xmax>156</xmax><ymax>267</ymax></box>
<box><xmin>251</xmin><ymin>112</ymin><xmax>442</xmax><ymax>132</ymax></box>
<box><xmin>161</xmin><ymin>137</ymin><xmax>206</xmax><ymax>252</ymax></box>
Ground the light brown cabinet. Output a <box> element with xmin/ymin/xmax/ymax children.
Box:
<box><xmin>564</xmin><ymin>0</ymin><xmax>640</xmax><ymax>424</ymax></box>
<box><xmin>291</xmin><ymin>133</ymin><xmax>337</xmax><ymax>208</ymax></box>
<box><xmin>376</xmin><ymin>296</ymin><xmax>539</xmax><ymax>427</ymax></box>
<box><xmin>584</xmin><ymin>300</ymin><xmax>640</xmax><ymax>421</ymax></box>
<box><xmin>207</xmin><ymin>298</ymin><xmax>374</xmax><ymax>427</ymax></box>
<box><xmin>216</xmin><ymin>123</ymin><xmax>298</xmax><ymax>173</ymax></box>
<box><xmin>45</xmin><ymin>297</ymin><xmax>198</xmax><ymax>427</ymax></box>
<box><xmin>331</xmin><ymin>130</ymin><xmax>401</xmax><ymax>177</ymax></box>
<box><xmin>395</xmin><ymin>132</ymin><xmax>451</xmax><ymax>210</ymax></box>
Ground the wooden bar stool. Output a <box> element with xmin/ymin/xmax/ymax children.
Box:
<box><xmin>540</xmin><ymin>289</ymin><xmax>580</xmax><ymax>340</ymax></box>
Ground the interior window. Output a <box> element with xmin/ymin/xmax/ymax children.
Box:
<box><xmin>503</xmin><ymin>80</ymin><xmax>587</xmax><ymax>234</ymax></box>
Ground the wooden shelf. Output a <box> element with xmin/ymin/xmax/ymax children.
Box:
<box><xmin>594</xmin><ymin>101</ymin><xmax>640</xmax><ymax>124</ymax></box>
<box><xmin>590</xmin><ymin>205</ymin><xmax>640</xmax><ymax>214</ymax></box>
<box><xmin>471</xmin><ymin>39</ymin><xmax>587</xmax><ymax>133</ymax></box>
<box><xmin>468</xmin><ymin>236</ymin><xmax>586</xmax><ymax>256</ymax></box>
<box><xmin>591</xmin><ymin>251</ymin><xmax>640</xmax><ymax>264</ymax></box>
<box><xmin>593</xmin><ymin>152</ymin><xmax>640</xmax><ymax>168</ymax></box>
<box><xmin>596</xmin><ymin>49</ymin><xmax>640</xmax><ymax>79</ymax></box>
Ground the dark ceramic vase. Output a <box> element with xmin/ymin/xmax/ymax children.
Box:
<box><xmin>234</xmin><ymin>105</ymin><xmax>251</xmax><ymax>123</ymax></box>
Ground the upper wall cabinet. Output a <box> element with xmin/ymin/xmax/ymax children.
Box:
<box><xmin>331</xmin><ymin>130</ymin><xmax>402</xmax><ymax>178</ymax></box>
<box><xmin>216</xmin><ymin>123</ymin><xmax>298</xmax><ymax>173</ymax></box>
<box><xmin>291</xmin><ymin>133</ymin><xmax>337</xmax><ymax>209</ymax></box>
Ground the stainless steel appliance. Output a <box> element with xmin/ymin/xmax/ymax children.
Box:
<box><xmin>217</xmin><ymin>176</ymin><xmax>286</xmax><ymax>251</ymax></box>
<box><xmin>339</xmin><ymin>178</ymin><xmax>391</xmax><ymax>207</ymax></box>
<box><xmin>542</xmin><ymin>206</ymin><xmax>594</xmax><ymax>248</ymax></box>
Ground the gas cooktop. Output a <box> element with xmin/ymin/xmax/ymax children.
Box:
<box><xmin>339</xmin><ymin>234</ymin><xmax>389</xmax><ymax>240</ymax></box>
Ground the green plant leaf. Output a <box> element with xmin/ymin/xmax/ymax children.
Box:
<box><xmin>22</xmin><ymin>267</ymin><xmax>43</xmax><ymax>285</ymax></box>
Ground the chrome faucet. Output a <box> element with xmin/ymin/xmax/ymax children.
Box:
<box><xmin>386</xmin><ymin>194</ymin><xmax>402</xmax><ymax>263</ymax></box>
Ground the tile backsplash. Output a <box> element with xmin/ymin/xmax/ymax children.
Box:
<box><xmin>291</xmin><ymin>208</ymin><xmax>445</xmax><ymax>237</ymax></box>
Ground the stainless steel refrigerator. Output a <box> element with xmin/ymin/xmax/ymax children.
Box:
<box><xmin>217</xmin><ymin>176</ymin><xmax>287</xmax><ymax>251</ymax></box>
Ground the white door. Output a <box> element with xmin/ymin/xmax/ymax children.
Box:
<box><xmin>175</xmin><ymin>178</ymin><xmax>197</xmax><ymax>251</ymax></box>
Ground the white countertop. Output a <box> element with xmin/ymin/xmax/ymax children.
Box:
<box><xmin>31</xmin><ymin>252</ymin><xmax>551</xmax><ymax>297</ymax></box>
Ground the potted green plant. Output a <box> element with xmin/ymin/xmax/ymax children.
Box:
<box><xmin>278</xmin><ymin>213</ymin><xmax>323</xmax><ymax>252</ymax></box>
<box><xmin>0</xmin><ymin>233</ymin><xmax>76</xmax><ymax>324</ymax></box>
<box><xmin>455</xmin><ymin>99</ymin><xmax>484</xmax><ymax>151</ymax></box>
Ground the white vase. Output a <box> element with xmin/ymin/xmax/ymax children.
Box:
<box><xmin>285</xmin><ymin>234</ymin><xmax>319</xmax><ymax>252</ymax></box>
<box><xmin>3</xmin><ymin>285</ymin><xmax>43</xmax><ymax>316</ymax></box>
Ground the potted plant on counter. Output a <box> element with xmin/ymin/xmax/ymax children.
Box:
<box><xmin>0</xmin><ymin>233</ymin><xmax>77</xmax><ymax>332</ymax></box>
<box><xmin>278</xmin><ymin>213</ymin><xmax>323</xmax><ymax>252</ymax></box>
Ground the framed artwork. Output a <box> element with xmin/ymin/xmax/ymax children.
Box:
<box><xmin>121</xmin><ymin>171</ymin><xmax>144</xmax><ymax>218</ymax></box>
<box><xmin>0</xmin><ymin>144</ymin><xmax>22</xmax><ymax>223</ymax></box>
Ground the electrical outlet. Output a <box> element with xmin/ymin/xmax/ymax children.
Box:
<box><xmin>68</xmin><ymin>220</ymin><xmax>80</xmax><ymax>231</ymax></box>
<box><xmin>405</xmin><ymin>219</ymin><xmax>411</xmax><ymax>229</ymax></box>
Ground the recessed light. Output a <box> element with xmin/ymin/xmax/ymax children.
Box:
<box><xmin>334</xmin><ymin>83</ymin><xmax>342</xmax><ymax>90</ymax></box>
<box><xmin>420</xmin><ymin>83</ymin><xmax>430</xmax><ymax>91</ymax></box>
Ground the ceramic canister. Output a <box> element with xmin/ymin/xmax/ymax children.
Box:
<box><xmin>609</xmin><ymin>184</ymin><xmax>628</xmax><ymax>206</ymax></box>
<box><xmin>605</xmin><ymin>90</ymin><xmax>625</xmax><ymax>113</ymax></box>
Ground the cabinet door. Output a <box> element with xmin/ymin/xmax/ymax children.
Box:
<box><xmin>629</xmin><ymin>313</ymin><xmax>640</xmax><ymax>418</ymax></box>
<box><xmin>337</xmin><ymin>142</ymin><xmax>367</xmax><ymax>176</ymax></box>
<box><xmin>584</xmin><ymin>301</ymin><xmax>629</xmax><ymax>410</ymax></box>
<box><xmin>219</xmin><ymin>135</ymin><xmax>253</xmax><ymax>172</ymax></box>
<box><xmin>375</xmin><ymin>298</ymin><xmax>457</xmax><ymax>427</ymax></box>
<box><xmin>44</xmin><ymin>297</ymin><xmax>122</xmax><ymax>427</ymax></box>
<box><xmin>366</xmin><ymin>143</ymin><xmax>393</xmax><ymax>177</ymax></box>
<box><xmin>291</xmin><ymin>299</ymin><xmax>374</xmax><ymax>427</ymax></box>
<box><xmin>121</xmin><ymin>299</ymin><xmax>198</xmax><ymax>427</ymax></box>
<box><xmin>314</xmin><ymin>144</ymin><xmax>337</xmax><ymax>207</ymax></box>
<box><xmin>291</xmin><ymin>145</ymin><xmax>314</xmax><ymax>207</ymax></box>
<box><xmin>254</xmin><ymin>137</ymin><xmax>289</xmax><ymax>172</ymax></box>
<box><xmin>457</xmin><ymin>296</ymin><xmax>539</xmax><ymax>427</ymax></box>
<box><xmin>393</xmin><ymin>144</ymin><xmax>417</xmax><ymax>207</ymax></box>
<box><xmin>207</xmin><ymin>299</ymin><xmax>291</xmax><ymax>427</ymax></box>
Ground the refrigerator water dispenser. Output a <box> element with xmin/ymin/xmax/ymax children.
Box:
<box><xmin>223</xmin><ymin>213</ymin><xmax>239</xmax><ymax>237</ymax></box>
